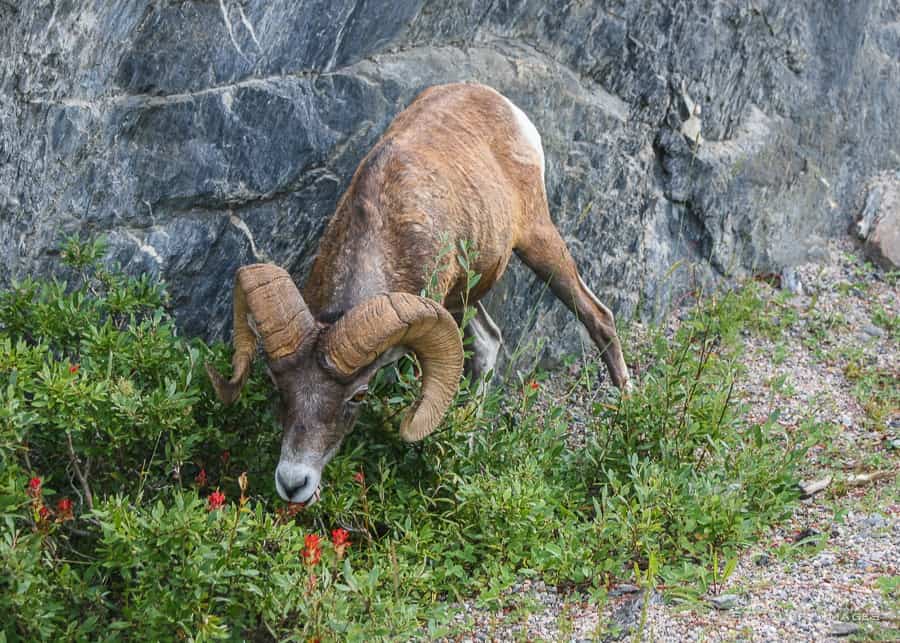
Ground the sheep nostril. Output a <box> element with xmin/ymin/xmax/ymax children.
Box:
<box><xmin>275</xmin><ymin>462</ymin><xmax>322</xmax><ymax>503</ymax></box>
<box><xmin>277</xmin><ymin>472</ymin><xmax>308</xmax><ymax>498</ymax></box>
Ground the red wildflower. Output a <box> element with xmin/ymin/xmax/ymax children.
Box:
<box><xmin>529</xmin><ymin>380</ymin><xmax>539</xmax><ymax>390</ymax></box>
<box><xmin>302</xmin><ymin>533</ymin><xmax>322</xmax><ymax>565</ymax></box>
<box><xmin>331</xmin><ymin>528</ymin><xmax>351</xmax><ymax>559</ymax></box>
<box><xmin>69</xmin><ymin>364</ymin><xmax>80</xmax><ymax>374</ymax></box>
<box><xmin>332</xmin><ymin>528</ymin><xmax>350</xmax><ymax>546</ymax></box>
<box><xmin>56</xmin><ymin>497</ymin><xmax>74</xmax><ymax>521</ymax></box>
<box><xmin>221</xmin><ymin>450</ymin><xmax>230</xmax><ymax>464</ymax></box>
<box><xmin>194</xmin><ymin>468</ymin><xmax>208</xmax><ymax>488</ymax></box>
<box><xmin>353</xmin><ymin>470</ymin><xmax>365</xmax><ymax>485</ymax></box>
<box><xmin>38</xmin><ymin>505</ymin><xmax>51</xmax><ymax>521</ymax></box>
<box><xmin>207</xmin><ymin>490</ymin><xmax>226</xmax><ymax>511</ymax></box>
<box><xmin>27</xmin><ymin>477</ymin><xmax>41</xmax><ymax>496</ymax></box>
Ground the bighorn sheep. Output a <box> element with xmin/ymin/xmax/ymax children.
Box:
<box><xmin>207</xmin><ymin>83</ymin><xmax>630</xmax><ymax>504</ymax></box>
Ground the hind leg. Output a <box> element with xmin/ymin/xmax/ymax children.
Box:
<box><xmin>514</xmin><ymin>215</ymin><xmax>630</xmax><ymax>389</ymax></box>
<box><xmin>463</xmin><ymin>301</ymin><xmax>503</xmax><ymax>387</ymax></box>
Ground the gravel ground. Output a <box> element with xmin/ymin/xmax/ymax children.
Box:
<box><xmin>443</xmin><ymin>239</ymin><xmax>899</xmax><ymax>642</ymax></box>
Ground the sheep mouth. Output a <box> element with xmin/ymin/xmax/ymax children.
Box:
<box><xmin>287</xmin><ymin>485</ymin><xmax>321</xmax><ymax>509</ymax></box>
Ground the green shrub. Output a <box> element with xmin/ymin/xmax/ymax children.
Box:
<box><xmin>0</xmin><ymin>237</ymin><xmax>810</xmax><ymax>641</ymax></box>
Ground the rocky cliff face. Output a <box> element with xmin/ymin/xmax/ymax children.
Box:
<box><xmin>2</xmin><ymin>1</ymin><xmax>898</xmax><ymax>366</ymax></box>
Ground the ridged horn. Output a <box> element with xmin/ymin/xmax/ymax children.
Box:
<box><xmin>205</xmin><ymin>264</ymin><xmax>314</xmax><ymax>405</ymax></box>
<box><xmin>321</xmin><ymin>293</ymin><xmax>463</xmax><ymax>442</ymax></box>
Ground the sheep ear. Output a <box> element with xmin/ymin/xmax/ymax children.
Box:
<box><xmin>320</xmin><ymin>293</ymin><xmax>463</xmax><ymax>441</ymax></box>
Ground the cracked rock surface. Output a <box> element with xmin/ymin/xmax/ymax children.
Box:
<box><xmin>2</xmin><ymin>1</ymin><xmax>899</xmax><ymax>358</ymax></box>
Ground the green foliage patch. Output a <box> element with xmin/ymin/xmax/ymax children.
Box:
<box><xmin>0</xmin><ymin>238</ymin><xmax>809</xmax><ymax>641</ymax></box>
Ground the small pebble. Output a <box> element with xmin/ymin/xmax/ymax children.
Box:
<box><xmin>794</xmin><ymin>527</ymin><xmax>822</xmax><ymax>545</ymax></box>
<box><xmin>782</xmin><ymin>268</ymin><xmax>804</xmax><ymax>295</ymax></box>
<box><xmin>861</xmin><ymin>323</ymin><xmax>886</xmax><ymax>338</ymax></box>
<box><xmin>830</xmin><ymin>622</ymin><xmax>861</xmax><ymax>637</ymax></box>
<box><xmin>754</xmin><ymin>553</ymin><xmax>772</xmax><ymax>567</ymax></box>
<box><xmin>863</xmin><ymin>514</ymin><xmax>888</xmax><ymax>529</ymax></box>
<box><xmin>814</xmin><ymin>552</ymin><xmax>836</xmax><ymax>567</ymax></box>
<box><xmin>710</xmin><ymin>594</ymin><xmax>739</xmax><ymax>610</ymax></box>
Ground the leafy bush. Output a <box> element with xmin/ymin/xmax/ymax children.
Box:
<box><xmin>0</xmin><ymin>237</ymin><xmax>810</xmax><ymax>640</ymax></box>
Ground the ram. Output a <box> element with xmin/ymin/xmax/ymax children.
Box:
<box><xmin>207</xmin><ymin>83</ymin><xmax>630</xmax><ymax>504</ymax></box>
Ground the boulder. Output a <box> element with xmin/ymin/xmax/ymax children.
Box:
<box><xmin>2</xmin><ymin>1</ymin><xmax>899</xmax><ymax>366</ymax></box>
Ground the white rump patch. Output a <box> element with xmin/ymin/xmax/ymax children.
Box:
<box><xmin>502</xmin><ymin>96</ymin><xmax>545</xmax><ymax>180</ymax></box>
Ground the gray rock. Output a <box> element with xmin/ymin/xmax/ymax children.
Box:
<box><xmin>806</xmin><ymin>244</ymin><xmax>830</xmax><ymax>263</ymax></box>
<box><xmin>604</xmin><ymin>590</ymin><xmax>662</xmax><ymax>641</ymax></box>
<box><xmin>863</xmin><ymin>514</ymin><xmax>888</xmax><ymax>529</ymax></box>
<box><xmin>609</xmin><ymin>583</ymin><xmax>641</xmax><ymax>596</ymax></box>
<box><xmin>754</xmin><ymin>553</ymin><xmax>773</xmax><ymax>567</ymax></box>
<box><xmin>830</xmin><ymin>622</ymin><xmax>862</xmax><ymax>637</ymax></box>
<box><xmin>814</xmin><ymin>552</ymin><xmax>836</xmax><ymax>567</ymax></box>
<box><xmin>861</xmin><ymin>323</ymin><xmax>886</xmax><ymax>338</ymax></box>
<box><xmin>3</xmin><ymin>1</ymin><xmax>900</xmax><ymax>364</ymax></box>
<box><xmin>782</xmin><ymin>267</ymin><xmax>804</xmax><ymax>295</ymax></box>
<box><xmin>709</xmin><ymin>593</ymin><xmax>740</xmax><ymax>610</ymax></box>
<box><xmin>794</xmin><ymin>527</ymin><xmax>824</xmax><ymax>546</ymax></box>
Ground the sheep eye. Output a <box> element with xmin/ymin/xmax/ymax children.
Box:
<box><xmin>348</xmin><ymin>388</ymin><xmax>368</xmax><ymax>404</ymax></box>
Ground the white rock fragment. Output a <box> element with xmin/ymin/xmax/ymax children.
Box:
<box><xmin>856</xmin><ymin>171</ymin><xmax>900</xmax><ymax>269</ymax></box>
<box><xmin>678</xmin><ymin>86</ymin><xmax>704</xmax><ymax>145</ymax></box>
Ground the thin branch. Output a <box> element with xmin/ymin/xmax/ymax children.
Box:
<box><xmin>798</xmin><ymin>475</ymin><xmax>832</xmax><ymax>498</ymax></box>
<box><xmin>696</xmin><ymin>376</ymin><xmax>735</xmax><ymax>469</ymax></box>
<box><xmin>65</xmin><ymin>432</ymin><xmax>94</xmax><ymax>511</ymax></box>
<box><xmin>846</xmin><ymin>471</ymin><xmax>894</xmax><ymax>487</ymax></box>
<box><xmin>22</xmin><ymin>443</ymin><xmax>33</xmax><ymax>472</ymax></box>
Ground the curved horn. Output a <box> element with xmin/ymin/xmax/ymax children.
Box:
<box><xmin>206</xmin><ymin>264</ymin><xmax>314</xmax><ymax>405</ymax></box>
<box><xmin>321</xmin><ymin>293</ymin><xmax>463</xmax><ymax>442</ymax></box>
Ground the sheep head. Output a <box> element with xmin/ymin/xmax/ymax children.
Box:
<box><xmin>205</xmin><ymin>264</ymin><xmax>463</xmax><ymax>505</ymax></box>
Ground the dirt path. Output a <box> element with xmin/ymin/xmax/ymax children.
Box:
<box><xmin>449</xmin><ymin>239</ymin><xmax>899</xmax><ymax>642</ymax></box>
